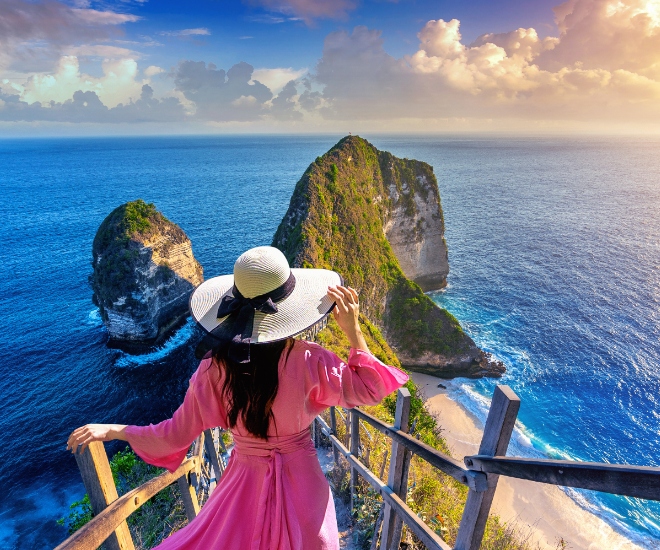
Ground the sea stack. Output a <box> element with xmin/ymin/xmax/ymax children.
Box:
<box><xmin>273</xmin><ymin>136</ymin><xmax>504</xmax><ymax>378</ymax></box>
<box><xmin>91</xmin><ymin>199</ymin><xmax>203</xmax><ymax>350</ymax></box>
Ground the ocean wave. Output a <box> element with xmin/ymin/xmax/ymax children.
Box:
<box><xmin>85</xmin><ymin>308</ymin><xmax>103</xmax><ymax>327</ymax></box>
<box><xmin>114</xmin><ymin>320</ymin><xmax>195</xmax><ymax>368</ymax></box>
<box><xmin>445</xmin><ymin>381</ymin><xmax>660</xmax><ymax>547</ymax></box>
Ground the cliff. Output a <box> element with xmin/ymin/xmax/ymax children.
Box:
<box><xmin>273</xmin><ymin>136</ymin><xmax>504</xmax><ymax>378</ymax></box>
<box><xmin>91</xmin><ymin>200</ymin><xmax>203</xmax><ymax>350</ymax></box>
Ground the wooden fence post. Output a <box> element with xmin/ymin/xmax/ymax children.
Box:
<box><xmin>454</xmin><ymin>385</ymin><xmax>520</xmax><ymax>550</ymax></box>
<box><xmin>74</xmin><ymin>441</ymin><xmax>135</xmax><ymax>550</ymax></box>
<box><xmin>178</xmin><ymin>434</ymin><xmax>203</xmax><ymax>521</ymax></box>
<box><xmin>189</xmin><ymin>432</ymin><xmax>205</xmax><ymax>490</ymax></box>
<box><xmin>330</xmin><ymin>406</ymin><xmax>339</xmax><ymax>465</ymax></box>
<box><xmin>380</xmin><ymin>388</ymin><xmax>411</xmax><ymax>550</ymax></box>
<box><xmin>204</xmin><ymin>428</ymin><xmax>223</xmax><ymax>494</ymax></box>
<box><xmin>177</xmin><ymin>473</ymin><xmax>200</xmax><ymax>521</ymax></box>
<box><xmin>350</xmin><ymin>410</ymin><xmax>360</xmax><ymax>512</ymax></box>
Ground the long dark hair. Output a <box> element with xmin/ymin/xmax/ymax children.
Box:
<box><xmin>211</xmin><ymin>338</ymin><xmax>294</xmax><ymax>439</ymax></box>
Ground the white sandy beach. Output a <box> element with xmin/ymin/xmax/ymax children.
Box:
<box><xmin>410</xmin><ymin>372</ymin><xmax>648</xmax><ymax>550</ymax></box>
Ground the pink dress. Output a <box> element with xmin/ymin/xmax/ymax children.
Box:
<box><xmin>125</xmin><ymin>339</ymin><xmax>409</xmax><ymax>549</ymax></box>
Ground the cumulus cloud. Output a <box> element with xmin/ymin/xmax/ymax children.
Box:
<box><xmin>144</xmin><ymin>65</ymin><xmax>165</xmax><ymax>77</ymax></box>
<box><xmin>0</xmin><ymin>0</ymin><xmax>139</xmax><ymax>72</ymax></box>
<box><xmin>20</xmin><ymin>56</ymin><xmax>145</xmax><ymax>108</ymax></box>
<box><xmin>0</xmin><ymin>84</ymin><xmax>185</xmax><ymax>123</ymax></box>
<box><xmin>538</xmin><ymin>0</ymin><xmax>660</xmax><ymax>75</ymax></box>
<box><xmin>305</xmin><ymin>0</ymin><xmax>660</xmax><ymax>123</ymax></box>
<box><xmin>8</xmin><ymin>0</ymin><xmax>660</xmax><ymax>128</ymax></box>
<box><xmin>252</xmin><ymin>67</ymin><xmax>307</xmax><ymax>93</ymax></box>
<box><xmin>270</xmin><ymin>80</ymin><xmax>303</xmax><ymax>120</ymax></box>
<box><xmin>245</xmin><ymin>0</ymin><xmax>356</xmax><ymax>24</ymax></box>
<box><xmin>174</xmin><ymin>60</ymin><xmax>302</xmax><ymax>121</ymax></box>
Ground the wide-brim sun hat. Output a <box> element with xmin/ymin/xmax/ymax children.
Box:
<box><xmin>190</xmin><ymin>246</ymin><xmax>341</xmax><ymax>362</ymax></box>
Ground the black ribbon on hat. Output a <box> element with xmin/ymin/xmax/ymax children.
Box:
<box><xmin>210</xmin><ymin>272</ymin><xmax>296</xmax><ymax>363</ymax></box>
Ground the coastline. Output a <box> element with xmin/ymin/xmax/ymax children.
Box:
<box><xmin>410</xmin><ymin>372</ymin><xmax>646</xmax><ymax>550</ymax></box>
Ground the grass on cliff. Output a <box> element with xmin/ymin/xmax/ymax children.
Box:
<box><xmin>58</xmin><ymin>447</ymin><xmax>189</xmax><ymax>549</ymax></box>
<box><xmin>315</xmin><ymin>318</ymin><xmax>554</xmax><ymax>549</ymax></box>
<box><xmin>272</xmin><ymin>135</ymin><xmax>472</xmax><ymax>364</ymax></box>
<box><xmin>322</xmin><ymin>394</ymin><xmax>550</xmax><ymax>550</ymax></box>
<box><xmin>90</xmin><ymin>199</ymin><xmax>178</xmax><ymax>314</ymax></box>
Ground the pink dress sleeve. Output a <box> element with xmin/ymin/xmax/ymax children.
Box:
<box><xmin>124</xmin><ymin>357</ymin><xmax>228</xmax><ymax>472</ymax></box>
<box><xmin>304</xmin><ymin>342</ymin><xmax>409</xmax><ymax>414</ymax></box>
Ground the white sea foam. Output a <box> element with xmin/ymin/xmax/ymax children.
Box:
<box><xmin>114</xmin><ymin>320</ymin><xmax>195</xmax><ymax>368</ymax></box>
<box><xmin>445</xmin><ymin>380</ymin><xmax>660</xmax><ymax>548</ymax></box>
<box><xmin>85</xmin><ymin>308</ymin><xmax>103</xmax><ymax>327</ymax></box>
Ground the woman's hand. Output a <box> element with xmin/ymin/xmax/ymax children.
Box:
<box><xmin>66</xmin><ymin>424</ymin><xmax>127</xmax><ymax>455</ymax></box>
<box><xmin>327</xmin><ymin>285</ymin><xmax>370</xmax><ymax>353</ymax></box>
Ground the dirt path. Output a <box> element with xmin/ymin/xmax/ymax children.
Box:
<box><xmin>317</xmin><ymin>446</ymin><xmax>359</xmax><ymax>550</ymax></box>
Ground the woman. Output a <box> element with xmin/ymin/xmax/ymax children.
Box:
<box><xmin>67</xmin><ymin>246</ymin><xmax>408</xmax><ymax>549</ymax></box>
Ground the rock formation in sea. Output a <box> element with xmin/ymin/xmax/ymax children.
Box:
<box><xmin>273</xmin><ymin>136</ymin><xmax>504</xmax><ymax>378</ymax></box>
<box><xmin>91</xmin><ymin>199</ymin><xmax>203</xmax><ymax>350</ymax></box>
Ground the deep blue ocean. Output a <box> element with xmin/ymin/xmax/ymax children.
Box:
<box><xmin>0</xmin><ymin>135</ymin><xmax>658</xmax><ymax>548</ymax></box>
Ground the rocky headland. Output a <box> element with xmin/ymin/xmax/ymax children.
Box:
<box><xmin>91</xmin><ymin>199</ymin><xmax>203</xmax><ymax>351</ymax></box>
<box><xmin>273</xmin><ymin>136</ymin><xmax>504</xmax><ymax>378</ymax></box>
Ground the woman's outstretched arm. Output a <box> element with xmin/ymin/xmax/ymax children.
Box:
<box><xmin>303</xmin><ymin>285</ymin><xmax>408</xmax><ymax>412</ymax></box>
<box><xmin>66</xmin><ymin>424</ymin><xmax>128</xmax><ymax>455</ymax></box>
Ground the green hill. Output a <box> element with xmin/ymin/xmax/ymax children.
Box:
<box><xmin>273</xmin><ymin>136</ymin><xmax>503</xmax><ymax>378</ymax></box>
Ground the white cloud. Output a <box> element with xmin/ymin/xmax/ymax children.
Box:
<box><xmin>245</xmin><ymin>0</ymin><xmax>356</xmax><ymax>23</ymax></box>
<box><xmin>252</xmin><ymin>67</ymin><xmax>306</xmax><ymax>93</ymax></box>
<box><xmin>0</xmin><ymin>0</ymin><xmax>141</xmax><ymax>72</ymax></box>
<box><xmin>144</xmin><ymin>65</ymin><xmax>165</xmax><ymax>77</ymax></box>
<box><xmin>159</xmin><ymin>28</ymin><xmax>211</xmax><ymax>37</ymax></box>
<box><xmin>306</xmin><ymin>0</ymin><xmax>660</xmax><ymax>124</ymax></box>
<box><xmin>70</xmin><ymin>8</ymin><xmax>140</xmax><ymax>26</ymax></box>
<box><xmin>231</xmin><ymin>95</ymin><xmax>258</xmax><ymax>107</ymax></box>
<box><xmin>20</xmin><ymin>56</ymin><xmax>145</xmax><ymax>108</ymax></box>
<box><xmin>65</xmin><ymin>45</ymin><xmax>140</xmax><ymax>59</ymax></box>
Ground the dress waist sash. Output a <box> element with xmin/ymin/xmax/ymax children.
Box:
<box><xmin>232</xmin><ymin>428</ymin><xmax>314</xmax><ymax>457</ymax></box>
<box><xmin>231</xmin><ymin>428</ymin><xmax>314</xmax><ymax>550</ymax></box>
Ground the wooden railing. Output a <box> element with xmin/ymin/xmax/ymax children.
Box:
<box><xmin>56</xmin><ymin>385</ymin><xmax>660</xmax><ymax>550</ymax></box>
<box><xmin>55</xmin><ymin>428</ymin><xmax>228</xmax><ymax>550</ymax></box>
<box><xmin>314</xmin><ymin>385</ymin><xmax>660</xmax><ymax>550</ymax></box>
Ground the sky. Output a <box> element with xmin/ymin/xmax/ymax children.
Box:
<box><xmin>3</xmin><ymin>0</ymin><xmax>660</xmax><ymax>134</ymax></box>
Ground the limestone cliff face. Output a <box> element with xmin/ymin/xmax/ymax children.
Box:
<box><xmin>273</xmin><ymin>136</ymin><xmax>504</xmax><ymax>378</ymax></box>
<box><xmin>91</xmin><ymin>200</ymin><xmax>203</xmax><ymax>349</ymax></box>
<box><xmin>379</xmin><ymin>152</ymin><xmax>449</xmax><ymax>291</ymax></box>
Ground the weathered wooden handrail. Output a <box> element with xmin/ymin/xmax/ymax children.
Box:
<box><xmin>319</xmin><ymin>384</ymin><xmax>660</xmax><ymax>549</ymax></box>
<box><xmin>466</xmin><ymin>455</ymin><xmax>660</xmax><ymax>501</ymax></box>
<box><xmin>60</xmin><ymin>382</ymin><xmax>660</xmax><ymax>550</ymax></box>
<box><xmin>352</xmin><ymin>407</ymin><xmax>488</xmax><ymax>492</ymax></box>
<box><xmin>56</xmin><ymin>456</ymin><xmax>199</xmax><ymax>550</ymax></box>
<box><xmin>316</xmin><ymin>414</ymin><xmax>451</xmax><ymax>550</ymax></box>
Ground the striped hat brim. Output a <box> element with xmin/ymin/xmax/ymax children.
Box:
<box><xmin>190</xmin><ymin>268</ymin><xmax>342</xmax><ymax>343</ymax></box>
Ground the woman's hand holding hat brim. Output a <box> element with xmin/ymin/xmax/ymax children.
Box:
<box><xmin>327</xmin><ymin>285</ymin><xmax>370</xmax><ymax>353</ymax></box>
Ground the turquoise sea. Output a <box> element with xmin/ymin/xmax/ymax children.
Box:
<box><xmin>0</xmin><ymin>135</ymin><xmax>658</xmax><ymax>548</ymax></box>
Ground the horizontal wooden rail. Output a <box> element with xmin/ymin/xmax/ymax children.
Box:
<box><xmin>56</xmin><ymin>456</ymin><xmax>199</xmax><ymax>550</ymax></box>
<box><xmin>467</xmin><ymin>455</ymin><xmax>660</xmax><ymax>501</ymax></box>
<box><xmin>352</xmin><ymin>408</ymin><xmax>488</xmax><ymax>492</ymax></box>
<box><xmin>316</xmin><ymin>416</ymin><xmax>451</xmax><ymax>550</ymax></box>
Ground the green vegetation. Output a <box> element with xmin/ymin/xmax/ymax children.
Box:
<box><xmin>272</xmin><ymin>135</ymin><xmax>473</xmax><ymax>364</ymax></box>
<box><xmin>323</xmin><ymin>388</ymin><xmax>554</xmax><ymax>550</ymax></box>
<box><xmin>277</xmin><ymin>136</ymin><xmax>538</xmax><ymax>548</ymax></box>
<box><xmin>90</xmin><ymin>200</ymin><xmax>181</xmax><ymax>316</ymax></box>
<box><xmin>386</xmin><ymin>275</ymin><xmax>468</xmax><ymax>358</ymax></box>
<box><xmin>59</xmin><ymin>447</ymin><xmax>187</xmax><ymax>549</ymax></box>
